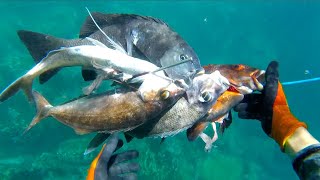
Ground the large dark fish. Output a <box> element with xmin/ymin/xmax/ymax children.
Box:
<box><xmin>78</xmin><ymin>13</ymin><xmax>202</xmax><ymax>82</ymax></box>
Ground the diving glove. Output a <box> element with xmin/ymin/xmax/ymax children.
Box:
<box><xmin>87</xmin><ymin>134</ymin><xmax>140</xmax><ymax>180</ymax></box>
<box><xmin>234</xmin><ymin>61</ymin><xmax>307</xmax><ymax>149</ymax></box>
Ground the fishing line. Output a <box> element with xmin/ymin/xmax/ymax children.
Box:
<box><xmin>85</xmin><ymin>7</ymin><xmax>126</xmax><ymax>53</ymax></box>
<box><xmin>282</xmin><ymin>77</ymin><xmax>320</xmax><ymax>86</ymax></box>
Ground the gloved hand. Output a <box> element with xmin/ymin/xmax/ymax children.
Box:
<box><xmin>234</xmin><ymin>61</ymin><xmax>307</xmax><ymax>150</ymax></box>
<box><xmin>87</xmin><ymin>133</ymin><xmax>140</xmax><ymax>180</ymax></box>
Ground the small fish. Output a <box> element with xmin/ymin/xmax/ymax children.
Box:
<box><xmin>187</xmin><ymin>64</ymin><xmax>266</xmax><ymax>152</ymax></box>
<box><xmin>25</xmin><ymin>82</ymin><xmax>185</xmax><ymax>135</ymax></box>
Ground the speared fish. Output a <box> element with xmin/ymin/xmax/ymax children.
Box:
<box><xmin>186</xmin><ymin>64</ymin><xmax>265</xmax><ymax>152</ymax></box>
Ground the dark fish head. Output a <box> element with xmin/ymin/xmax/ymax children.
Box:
<box><xmin>203</xmin><ymin>64</ymin><xmax>265</xmax><ymax>94</ymax></box>
<box><xmin>160</xmin><ymin>41</ymin><xmax>202</xmax><ymax>81</ymax></box>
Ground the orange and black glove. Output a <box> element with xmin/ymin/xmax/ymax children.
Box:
<box><xmin>234</xmin><ymin>61</ymin><xmax>307</xmax><ymax>150</ymax></box>
<box><xmin>87</xmin><ymin>134</ymin><xmax>140</xmax><ymax>180</ymax></box>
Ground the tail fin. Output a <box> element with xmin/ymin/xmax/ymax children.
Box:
<box><xmin>17</xmin><ymin>30</ymin><xmax>82</xmax><ymax>84</ymax></box>
<box><xmin>24</xmin><ymin>91</ymin><xmax>52</xmax><ymax>134</ymax></box>
<box><xmin>0</xmin><ymin>76</ymin><xmax>33</xmax><ymax>102</ymax></box>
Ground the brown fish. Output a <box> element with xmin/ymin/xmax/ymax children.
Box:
<box><xmin>26</xmin><ymin>84</ymin><xmax>184</xmax><ymax>135</ymax></box>
<box><xmin>84</xmin><ymin>71</ymin><xmax>231</xmax><ymax>154</ymax></box>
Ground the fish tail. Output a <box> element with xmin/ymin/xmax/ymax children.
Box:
<box><xmin>24</xmin><ymin>91</ymin><xmax>52</xmax><ymax>134</ymax></box>
<box><xmin>17</xmin><ymin>30</ymin><xmax>82</xmax><ymax>84</ymax></box>
<box><xmin>0</xmin><ymin>76</ymin><xmax>33</xmax><ymax>102</ymax></box>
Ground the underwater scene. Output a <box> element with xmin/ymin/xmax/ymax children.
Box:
<box><xmin>0</xmin><ymin>1</ymin><xmax>320</xmax><ymax>179</ymax></box>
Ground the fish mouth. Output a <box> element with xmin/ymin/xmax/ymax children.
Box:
<box><xmin>252</xmin><ymin>70</ymin><xmax>265</xmax><ymax>91</ymax></box>
<box><xmin>227</xmin><ymin>69</ymin><xmax>265</xmax><ymax>94</ymax></box>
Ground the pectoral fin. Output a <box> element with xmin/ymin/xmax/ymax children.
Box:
<box><xmin>82</xmin><ymin>69</ymin><xmax>98</xmax><ymax>81</ymax></box>
<box><xmin>187</xmin><ymin>121</ymin><xmax>209</xmax><ymax>141</ymax></box>
<box><xmin>219</xmin><ymin>111</ymin><xmax>233</xmax><ymax>134</ymax></box>
<box><xmin>124</xmin><ymin>133</ymin><xmax>134</xmax><ymax>143</ymax></box>
<box><xmin>74</xmin><ymin>128</ymin><xmax>92</xmax><ymax>135</ymax></box>
<box><xmin>84</xmin><ymin>133</ymin><xmax>110</xmax><ymax>155</ymax></box>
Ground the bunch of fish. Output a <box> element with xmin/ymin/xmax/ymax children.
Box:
<box><xmin>0</xmin><ymin>11</ymin><xmax>266</xmax><ymax>153</ymax></box>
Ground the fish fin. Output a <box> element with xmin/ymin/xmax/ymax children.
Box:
<box><xmin>39</xmin><ymin>68</ymin><xmax>61</xmax><ymax>84</ymax></box>
<box><xmin>17</xmin><ymin>30</ymin><xmax>65</xmax><ymax>63</ymax></box>
<box><xmin>110</xmin><ymin>81</ymin><xmax>120</xmax><ymax>87</ymax></box>
<box><xmin>79</xmin><ymin>13</ymin><xmax>168</xmax><ymax>38</ymax></box>
<box><xmin>160</xmin><ymin>138</ymin><xmax>166</xmax><ymax>144</ymax></box>
<box><xmin>131</xmin><ymin>43</ymin><xmax>149</xmax><ymax>61</ymax></box>
<box><xmin>74</xmin><ymin>128</ymin><xmax>92</xmax><ymax>135</ymax></box>
<box><xmin>85</xmin><ymin>8</ymin><xmax>126</xmax><ymax>54</ymax></box>
<box><xmin>82</xmin><ymin>69</ymin><xmax>98</xmax><ymax>81</ymax></box>
<box><xmin>85</xmin><ymin>37</ymin><xmax>108</xmax><ymax>48</ymax></box>
<box><xmin>79</xmin><ymin>12</ymin><xmax>116</xmax><ymax>38</ymax></box>
<box><xmin>199</xmin><ymin>132</ymin><xmax>212</xmax><ymax>151</ymax></box>
<box><xmin>186</xmin><ymin>121</ymin><xmax>209</xmax><ymax>141</ymax></box>
<box><xmin>199</xmin><ymin>122</ymin><xmax>219</xmax><ymax>153</ymax></box>
<box><xmin>0</xmin><ymin>76</ymin><xmax>33</xmax><ymax>102</ymax></box>
<box><xmin>17</xmin><ymin>30</ymin><xmax>82</xmax><ymax>83</ymax></box>
<box><xmin>82</xmin><ymin>74</ymin><xmax>107</xmax><ymax>95</ymax></box>
<box><xmin>24</xmin><ymin>91</ymin><xmax>52</xmax><ymax>134</ymax></box>
<box><xmin>84</xmin><ymin>133</ymin><xmax>110</xmax><ymax>155</ymax></box>
<box><xmin>124</xmin><ymin>133</ymin><xmax>134</xmax><ymax>143</ymax></box>
<box><xmin>219</xmin><ymin>111</ymin><xmax>232</xmax><ymax>134</ymax></box>
<box><xmin>125</xmin><ymin>33</ymin><xmax>133</xmax><ymax>56</ymax></box>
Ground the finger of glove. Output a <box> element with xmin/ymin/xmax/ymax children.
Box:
<box><xmin>234</xmin><ymin>101</ymin><xmax>261</xmax><ymax>114</ymax></box>
<box><xmin>100</xmin><ymin>134</ymin><xmax>121</xmax><ymax>163</ymax></box>
<box><xmin>263</xmin><ymin>61</ymin><xmax>279</xmax><ymax>109</ymax></box>
<box><xmin>109</xmin><ymin>174</ymin><xmax>138</xmax><ymax>180</ymax></box>
<box><xmin>239</xmin><ymin>93</ymin><xmax>263</xmax><ymax>104</ymax></box>
<box><xmin>109</xmin><ymin>150</ymin><xmax>139</xmax><ymax>166</ymax></box>
<box><xmin>238</xmin><ymin>111</ymin><xmax>262</xmax><ymax>120</ymax></box>
<box><xmin>109</xmin><ymin>162</ymin><xmax>140</xmax><ymax>176</ymax></box>
<box><xmin>234</xmin><ymin>103</ymin><xmax>247</xmax><ymax>112</ymax></box>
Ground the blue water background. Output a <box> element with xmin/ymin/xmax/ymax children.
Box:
<box><xmin>0</xmin><ymin>1</ymin><xmax>319</xmax><ymax>179</ymax></box>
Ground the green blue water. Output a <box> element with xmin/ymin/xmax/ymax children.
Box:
<box><xmin>0</xmin><ymin>1</ymin><xmax>319</xmax><ymax>179</ymax></box>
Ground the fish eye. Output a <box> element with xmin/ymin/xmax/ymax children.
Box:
<box><xmin>160</xmin><ymin>90</ymin><xmax>170</xmax><ymax>100</ymax></box>
<box><xmin>179</xmin><ymin>54</ymin><xmax>188</xmax><ymax>61</ymax></box>
<box><xmin>233</xmin><ymin>64</ymin><xmax>245</xmax><ymax>70</ymax></box>
<box><xmin>199</xmin><ymin>91</ymin><xmax>213</xmax><ymax>102</ymax></box>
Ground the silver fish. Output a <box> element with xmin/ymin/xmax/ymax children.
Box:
<box><xmin>18</xmin><ymin>13</ymin><xmax>201</xmax><ymax>85</ymax></box>
<box><xmin>0</xmin><ymin>37</ymin><xmax>167</xmax><ymax>102</ymax></box>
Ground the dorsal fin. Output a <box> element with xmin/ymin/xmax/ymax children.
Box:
<box><xmin>79</xmin><ymin>13</ymin><xmax>168</xmax><ymax>38</ymax></box>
